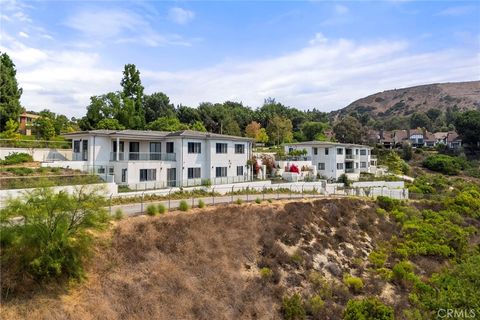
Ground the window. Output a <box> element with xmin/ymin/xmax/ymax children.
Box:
<box><xmin>108</xmin><ymin>167</ymin><xmax>114</xmax><ymax>175</ymax></box>
<box><xmin>188</xmin><ymin>142</ymin><xmax>201</xmax><ymax>153</ymax></box>
<box><xmin>140</xmin><ymin>169</ymin><xmax>156</xmax><ymax>182</ymax></box>
<box><xmin>129</xmin><ymin>142</ymin><xmax>139</xmax><ymax>160</ymax></box>
<box><xmin>355</xmin><ymin>149</ymin><xmax>359</xmax><ymax>155</ymax></box>
<box><xmin>361</xmin><ymin>162</ymin><xmax>367</xmax><ymax>168</ymax></box>
<box><xmin>121</xmin><ymin>168</ymin><xmax>127</xmax><ymax>183</ymax></box>
<box><xmin>289</xmin><ymin>148</ymin><xmax>294</xmax><ymax>153</ymax></box>
<box><xmin>313</xmin><ymin>147</ymin><xmax>318</xmax><ymax>155</ymax></box>
<box><xmin>113</xmin><ymin>141</ymin><xmax>124</xmax><ymax>152</ymax></box>
<box><xmin>150</xmin><ymin>142</ymin><xmax>161</xmax><ymax>160</ymax></box>
<box><xmin>318</xmin><ymin>163</ymin><xmax>325</xmax><ymax>170</ymax></box>
<box><xmin>187</xmin><ymin>167</ymin><xmax>201</xmax><ymax>179</ymax></box>
<box><xmin>236</xmin><ymin>166</ymin><xmax>244</xmax><ymax>176</ymax></box>
<box><xmin>337</xmin><ymin>148</ymin><xmax>343</xmax><ymax>155</ymax></box>
<box><xmin>337</xmin><ymin>163</ymin><xmax>344</xmax><ymax>170</ymax></box>
<box><xmin>73</xmin><ymin>140</ymin><xmax>80</xmax><ymax>153</ymax></box>
<box><xmin>235</xmin><ymin>144</ymin><xmax>245</xmax><ymax>154</ymax></box>
<box><xmin>325</xmin><ymin>148</ymin><xmax>329</xmax><ymax>155</ymax></box>
<box><xmin>360</xmin><ymin>149</ymin><xmax>367</xmax><ymax>155</ymax></box>
<box><xmin>216</xmin><ymin>143</ymin><xmax>228</xmax><ymax>154</ymax></box>
<box><xmin>215</xmin><ymin>167</ymin><xmax>227</xmax><ymax>177</ymax></box>
<box><xmin>166</xmin><ymin>142</ymin><xmax>174</xmax><ymax>153</ymax></box>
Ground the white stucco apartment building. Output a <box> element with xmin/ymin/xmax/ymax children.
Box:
<box><xmin>60</xmin><ymin>130</ymin><xmax>254</xmax><ymax>188</ymax></box>
<box><xmin>283</xmin><ymin>141</ymin><xmax>377</xmax><ymax>181</ymax></box>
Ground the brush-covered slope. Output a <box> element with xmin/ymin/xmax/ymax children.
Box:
<box><xmin>334</xmin><ymin>81</ymin><xmax>480</xmax><ymax>120</ymax></box>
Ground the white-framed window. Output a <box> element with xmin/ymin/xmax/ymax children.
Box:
<box><xmin>325</xmin><ymin>148</ymin><xmax>329</xmax><ymax>155</ymax></box>
<box><xmin>236</xmin><ymin>166</ymin><xmax>244</xmax><ymax>176</ymax></box>
<box><xmin>360</xmin><ymin>149</ymin><xmax>367</xmax><ymax>155</ymax></box>
<box><xmin>318</xmin><ymin>163</ymin><xmax>325</xmax><ymax>170</ymax></box>
<box><xmin>313</xmin><ymin>147</ymin><xmax>318</xmax><ymax>155</ymax></box>
<box><xmin>215</xmin><ymin>167</ymin><xmax>227</xmax><ymax>177</ymax></box>
<box><xmin>140</xmin><ymin>169</ymin><xmax>156</xmax><ymax>181</ymax></box>
<box><xmin>121</xmin><ymin>168</ymin><xmax>127</xmax><ymax>182</ymax></box>
<box><xmin>337</xmin><ymin>148</ymin><xmax>343</xmax><ymax>155</ymax></box>
<box><xmin>188</xmin><ymin>142</ymin><xmax>201</xmax><ymax>154</ymax></box>
<box><xmin>187</xmin><ymin>167</ymin><xmax>201</xmax><ymax>179</ymax></box>
<box><xmin>337</xmin><ymin>163</ymin><xmax>344</xmax><ymax>170</ymax></box>
<box><xmin>73</xmin><ymin>140</ymin><xmax>80</xmax><ymax>153</ymax></box>
<box><xmin>235</xmin><ymin>144</ymin><xmax>245</xmax><ymax>154</ymax></box>
<box><xmin>216</xmin><ymin>143</ymin><xmax>228</xmax><ymax>154</ymax></box>
<box><xmin>361</xmin><ymin>162</ymin><xmax>367</xmax><ymax>168</ymax></box>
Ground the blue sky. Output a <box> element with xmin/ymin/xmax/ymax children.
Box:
<box><xmin>1</xmin><ymin>0</ymin><xmax>479</xmax><ymax>117</ymax></box>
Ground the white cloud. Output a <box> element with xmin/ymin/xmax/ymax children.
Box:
<box><xmin>309</xmin><ymin>32</ymin><xmax>328</xmax><ymax>45</ymax></box>
<box><xmin>335</xmin><ymin>4</ymin><xmax>349</xmax><ymax>15</ymax></box>
<box><xmin>436</xmin><ymin>6</ymin><xmax>474</xmax><ymax>16</ymax></box>
<box><xmin>18</xmin><ymin>31</ymin><xmax>28</xmax><ymax>38</ymax></box>
<box><xmin>168</xmin><ymin>7</ymin><xmax>195</xmax><ymax>25</ymax></box>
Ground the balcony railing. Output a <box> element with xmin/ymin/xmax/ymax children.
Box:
<box><xmin>110</xmin><ymin>152</ymin><xmax>176</xmax><ymax>161</ymax></box>
<box><xmin>345</xmin><ymin>154</ymin><xmax>358</xmax><ymax>160</ymax></box>
<box><xmin>276</xmin><ymin>155</ymin><xmax>312</xmax><ymax>161</ymax></box>
<box><xmin>345</xmin><ymin>168</ymin><xmax>359</xmax><ymax>173</ymax></box>
<box><xmin>72</xmin><ymin>152</ymin><xmax>86</xmax><ymax>161</ymax></box>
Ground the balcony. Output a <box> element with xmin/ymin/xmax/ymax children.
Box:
<box><xmin>276</xmin><ymin>155</ymin><xmax>312</xmax><ymax>161</ymax></box>
<box><xmin>345</xmin><ymin>154</ymin><xmax>358</xmax><ymax>160</ymax></box>
<box><xmin>345</xmin><ymin>168</ymin><xmax>359</xmax><ymax>173</ymax></box>
<box><xmin>110</xmin><ymin>152</ymin><xmax>176</xmax><ymax>161</ymax></box>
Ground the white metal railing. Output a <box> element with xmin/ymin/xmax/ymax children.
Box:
<box><xmin>109</xmin><ymin>152</ymin><xmax>176</xmax><ymax>161</ymax></box>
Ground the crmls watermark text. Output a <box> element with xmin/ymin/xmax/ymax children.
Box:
<box><xmin>437</xmin><ymin>309</ymin><xmax>476</xmax><ymax>318</ymax></box>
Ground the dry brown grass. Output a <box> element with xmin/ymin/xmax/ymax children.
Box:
<box><xmin>1</xmin><ymin>198</ymin><xmax>398</xmax><ymax>320</ymax></box>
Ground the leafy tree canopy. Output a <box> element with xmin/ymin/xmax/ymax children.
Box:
<box><xmin>0</xmin><ymin>52</ymin><xmax>23</xmax><ymax>131</ymax></box>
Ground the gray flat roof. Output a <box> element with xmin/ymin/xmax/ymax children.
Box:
<box><xmin>285</xmin><ymin>141</ymin><xmax>372</xmax><ymax>149</ymax></box>
<box><xmin>63</xmin><ymin>129</ymin><xmax>253</xmax><ymax>142</ymax></box>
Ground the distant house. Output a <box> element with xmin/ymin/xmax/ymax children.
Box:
<box><xmin>446</xmin><ymin>131</ymin><xmax>462</xmax><ymax>149</ymax></box>
<box><xmin>379</xmin><ymin>130</ymin><xmax>395</xmax><ymax>148</ymax></box>
<box><xmin>434</xmin><ymin>132</ymin><xmax>449</xmax><ymax>145</ymax></box>
<box><xmin>424</xmin><ymin>132</ymin><xmax>436</xmax><ymax>147</ymax></box>
<box><xmin>18</xmin><ymin>112</ymin><xmax>39</xmax><ymax>136</ymax></box>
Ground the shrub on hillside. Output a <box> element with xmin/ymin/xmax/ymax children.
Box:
<box><xmin>0</xmin><ymin>187</ymin><xmax>109</xmax><ymax>294</ymax></box>
<box><xmin>422</xmin><ymin>155</ymin><xmax>463</xmax><ymax>175</ymax></box>
<box><xmin>179</xmin><ymin>200</ymin><xmax>189</xmax><ymax>211</ymax></box>
<box><xmin>198</xmin><ymin>199</ymin><xmax>205</xmax><ymax>208</ymax></box>
<box><xmin>146</xmin><ymin>204</ymin><xmax>158</xmax><ymax>216</ymax></box>
<box><xmin>368</xmin><ymin>250</ymin><xmax>387</xmax><ymax>268</ymax></box>
<box><xmin>282</xmin><ymin>293</ymin><xmax>306</xmax><ymax>320</ymax></box>
<box><xmin>343</xmin><ymin>298</ymin><xmax>394</xmax><ymax>320</ymax></box>
<box><xmin>157</xmin><ymin>203</ymin><xmax>167</xmax><ymax>214</ymax></box>
<box><xmin>376</xmin><ymin>196</ymin><xmax>400</xmax><ymax>212</ymax></box>
<box><xmin>255</xmin><ymin>197</ymin><xmax>262</xmax><ymax>204</ymax></box>
<box><xmin>114</xmin><ymin>208</ymin><xmax>124</xmax><ymax>220</ymax></box>
<box><xmin>0</xmin><ymin>152</ymin><xmax>33</xmax><ymax>165</ymax></box>
<box><xmin>307</xmin><ymin>295</ymin><xmax>325</xmax><ymax>316</ymax></box>
<box><xmin>343</xmin><ymin>275</ymin><xmax>364</xmax><ymax>293</ymax></box>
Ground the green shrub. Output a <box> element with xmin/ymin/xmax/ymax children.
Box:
<box><xmin>450</xmin><ymin>189</ymin><xmax>480</xmax><ymax>218</ymax></box>
<box><xmin>5</xmin><ymin>167</ymin><xmax>34</xmax><ymax>176</ymax></box>
<box><xmin>235</xmin><ymin>198</ymin><xmax>243</xmax><ymax>205</ymax></box>
<box><xmin>376</xmin><ymin>268</ymin><xmax>393</xmax><ymax>281</ymax></box>
<box><xmin>259</xmin><ymin>267</ymin><xmax>273</xmax><ymax>279</ymax></box>
<box><xmin>343</xmin><ymin>298</ymin><xmax>394</xmax><ymax>320</ymax></box>
<box><xmin>0</xmin><ymin>152</ymin><xmax>33</xmax><ymax>165</ymax></box>
<box><xmin>255</xmin><ymin>197</ymin><xmax>261</xmax><ymax>204</ymax></box>
<box><xmin>114</xmin><ymin>208</ymin><xmax>124</xmax><ymax>220</ymax></box>
<box><xmin>307</xmin><ymin>295</ymin><xmax>325</xmax><ymax>316</ymax></box>
<box><xmin>291</xmin><ymin>250</ymin><xmax>303</xmax><ymax>265</ymax></box>
<box><xmin>282</xmin><ymin>293</ymin><xmax>306</xmax><ymax>320</ymax></box>
<box><xmin>392</xmin><ymin>261</ymin><xmax>415</xmax><ymax>283</ymax></box>
<box><xmin>369</xmin><ymin>250</ymin><xmax>387</xmax><ymax>268</ymax></box>
<box><xmin>422</xmin><ymin>155</ymin><xmax>462</xmax><ymax>175</ymax></box>
<box><xmin>338</xmin><ymin>173</ymin><xmax>352</xmax><ymax>187</ymax></box>
<box><xmin>146</xmin><ymin>204</ymin><xmax>158</xmax><ymax>216</ymax></box>
<box><xmin>198</xmin><ymin>199</ymin><xmax>205</xmax><ymax>208</ymax></box>
<box><xmin>157</xmin><ymin>203</ymin><xmax>166</xmax><ymax>214</ymax></box>
<box><xmin>179</xmin><ymin>200</ymin><xmax>189</xmax><ymax>211</ymax></box>
<box><xmin>343</xmin><ymin>275</ymin><xmax>364</xmax><ymax>293</ymax></box>
<box><xmin>376</xmin><ymin>196</ymin><xmax>400</xmax><ymax>212</ymax></box>
<box><xmin>267</xmin><ymin>199</ymin><xmax>273</xmax><ymax>203</ymax></box>
<box><xmin>0</xmin><ymin>187</ymin><xmax>109</xmax><ymax>292</ymax></box>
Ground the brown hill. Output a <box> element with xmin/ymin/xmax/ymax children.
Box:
<box><xmin>334</xmin><ymin>81</ymin><xmax>480</xmax><ymax>120</ymax></box>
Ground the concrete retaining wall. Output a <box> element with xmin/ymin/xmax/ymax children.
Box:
<box><xmin>0</xmin><ymin>147</ymin><xmax>72</xmax><ymax>162</ymax></box>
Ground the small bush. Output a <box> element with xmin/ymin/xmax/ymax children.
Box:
<box><xmin>307</xmin><ymin>295</ymin><xmax>325</xmax><ymax>316</ymax></box>
<box><xmin>282</xmin><ymin>293</ymin><xmax>306</xmax><ymax>320</ymax></box>
<box><xmin>259</xmin><ymin>267</ymin><xmax>273</xmax><ymax>279</ymax></box>
<box><xmin>235</xmin><ymin>198</ymin><xmax>243</xmax><ymax>205</ymax></box>
<box><xmin>255</xmin><ymin>197</ymin><xmax>261</xmax><ymax>204</ymax></box>
<box><xmin>291</xmin><ymin>250</ymin><xmax>304</xmax><ymax>265</ymax></box>
<box><xmin>198</xmin><ymin>199</ymin><xmax>205</xmax><ymax>208</ymax></box>
<box><xmin>376</xmin><ymin>196</ymin><xmax>400</xmax><ymax>212</ymax></box>
<box><xmin>369</xmin><ymin>250</ymin><xmax>387</xmax><ymax>268</ymax></box>
<box><xmin>343</xmin><ymin>298</ymin><xmax>394</xmax><ymax>320</ymax></box>
<box><xmin>114</xmin><ymin>208</ymin><xmax>124</xmax><ymax>220</ymax></box>
<box><xmin>392</xmin><ymin>260</ymin><xmax>414</xmax><ymax>283</ymax></box>
<box><xmin>343</xmin><ymin>275</ymin><xmax>364</xmax><ymax>293</ymax></box>
<box><xmin>0</xmin><ymin>152</ymin><xmax>33</xmax><ymax>165</ymax></box>
<box><xmin>146</xmin><ymin>204</ymin><xmax>158</xmax><ymax>216</ymax></box>
<box><xmin>267</xmin><ymin>199</ymin><xmax>273</xmax><ymax>203</ymax></box>
<box><xmin>157</xmin><ymin>203</ymin><xmax>166</xmax><ymax>214</ymax></box>
<box><xmin>179</xmin><ymin>200</ymin><xmax>189</xmax><ymax>211</ymax></box>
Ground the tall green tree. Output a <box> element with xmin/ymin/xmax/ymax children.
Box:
<box><xmin>333</xmin><ymin>116</ymin><xmax>365</xmax><ymax>144</ymax></box>
<box><xmin>266</xmin><ymin>115</ymin><xmax>293</xmax><ymax>145</ymax></box>
<box><xmin>0</xmin><ymin>52</ymin><xmax>23</xmax><ymax>131</ymax></box>
<box><xmin>301</xmin><ymin>121</ymin><xmax>329</xmax><ymax>141</ymax></box>
<box><xmin>455</xmin><ymin>110</ymin><xmax>480</xmax><ymax>148</ymax></box>
<box><xmin>146</xmin><ymin>116</ymin><xmax>187</xmax><ymax>131</ymax></box>
<box><xmin>120</xmin><ymin>64</ymin><xmax>145</xmax><ymax>129</ymax></box>
<box><xmin>34</xmin><ymin>116</ymin><xmax>56</xmax><ymax>140</ymax></box>
<box><xmin>176</xmin><ymin>105</ymin><xmax>201</xmax><ymax>124</ymax></box>
<box><xmin>144</xmin><ymin>92</ymin><xmax>175</xmax><ymax>123</ymax></box>
<box><xmin>410</xmin><ymin>112</ymin><xmax>431</xmax><ymax>130</ymax></box>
